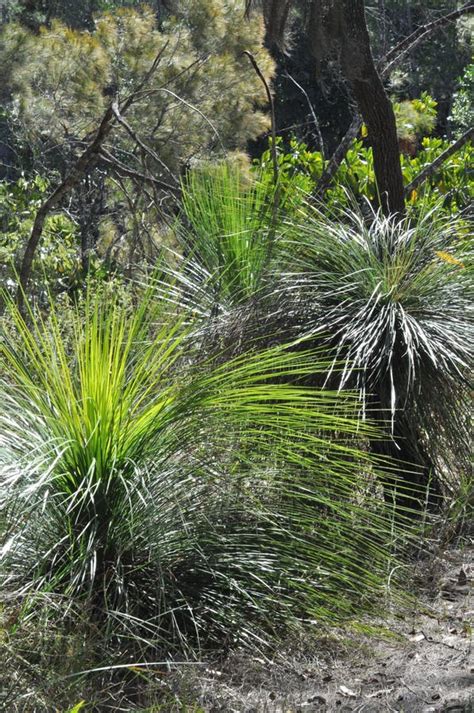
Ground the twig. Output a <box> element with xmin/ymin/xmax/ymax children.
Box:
<box><xmin>404</xmin><ymin>128</ymin><xmax>473</xmax><ymax>196</ymax></box>
<box><xmin>99</xmin><ymin>148</ymin><xmax>181</xmax><ymax>194</ymax></box>
<box><xmin>400</xmin><ymin>679</ymin><xmax>430</xmax><ymax>704</ymax></box>
<box><xmin>285</xmin><ymin>71</ymin><xmax>325</xmax><ymax>159</ymax></box>
<box><xmin>380</xmin><ymin>3</ymin><xmax>474</xmax><ymax>79</ymax></box>
<box><xmin>156</xmin><ymin>88</ymin><xmax>226</xmax><ymax>152</ymax></box>
<box><xmin>243</xmin><ymin>50</ymin><xmax>281</xmax><ymax>264</ymax></box>
<box><xmin>110</xmin><ymin>107</ymin><xmax>181</xmax><ymax>185</ymax></box>
<box><xmin>419</xmin><ymin>630</ymin><xmax>467</xmax><ymax>653</ymax></box>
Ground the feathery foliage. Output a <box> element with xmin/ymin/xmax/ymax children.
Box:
<box><xmin>278</xmin><ymin>204</ymin><xmax>472</xmax><ymax>499</ymax></box>
<box><xmin>0</xmin><ymin>3</ymin><xmax>273</xmax><ymax>176</ymax></box>
<box><xmin>172</xmin><ymin>162</ymin><xmax>278</xmax><ymax>316</ymax></box>
<box><xmin>0</xmin><ymin>286</ymin><xmax>414</xmax><ymax>658</ymax></box>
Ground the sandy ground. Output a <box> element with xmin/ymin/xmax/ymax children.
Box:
<box><xmin>180</xmin><ymin>544</ymin><xmax>473</xmax><ymax>713</ymax></box>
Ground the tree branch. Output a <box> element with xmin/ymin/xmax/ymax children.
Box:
<box><xmin>99</xmin><ymin>148</ymin><xmax>180</xmax><ymax>194</ymax></box>
<box><xmin>404</xmin><ymin>128</ymin><xmax>473</xmax><ymax>196</ymax></box>
<box><xmin>314</xmin><ymin>112</ymin><xmax>360</xmax><ymax>199</ymax></box>
<box><xmin>313</xmin><ymin>2</ymin><xmax>473</xmax><ymax>199</ymax></box>
<box><xmin>243</xmin><ymin>50</ymin><xmax>279</xmax><ymax>185</ymax></box>
<box><xmin>243</xmin><ymin>50</ymin><xmax>281</xmax><ymax>260</ymax></box>
<box><xmin>285</xmin><ymin>70</ymin><xmax>325</xmax><ymax>159</ymax></box>
<box><xmin>381</xmin><ymin>3</ymin><xmax>474</xmax><ymax>79</ymax></box>
<box><xmin>16</xmin><ymin>46</ymin><xmax>169</xmax><ymax>308</ymax></box>
<box><xmin>16</xmin><ymin>103</ymin><xmax>117</xmax><ymax>309</ymax></box>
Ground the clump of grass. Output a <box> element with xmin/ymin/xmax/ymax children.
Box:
<box><xmin>170</xmin><ymin>162</ymin><xmax>278</xmax><ymax>317</ymax></box>
<box><xmin>0</xmin><ymin>285</ymin><xmax>416</xmax><ymax>659</ymax></box>
<box><xmin>279</xmin><ymin>203</ymin><xmax>472</xmax><ymax>506</ymax></box>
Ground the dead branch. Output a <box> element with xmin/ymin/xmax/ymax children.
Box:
<box><xmin>110</xmin><ymin>105</ymin><xmax>180</xmax><ymax>185</ymax></box>
<box><xmin>404</xmin><ymin>128</ymin><xmax>473</xmax><ymax>196</ymax></box>
<box><xmin>285</xmin><ymin>71</ymin><xmax>325</xmax><ymax>159</ymax></box>
<box><xmin>381</xmin><ymin>3</ymin><xmax>474</xmax><ymax>79</ymax></box>
<box><xmin>16</xmin><ymin>45</ymin><xmax>171</xmax><ymax>308</ymax></box>
<box><xmin>16</xmin><ymin>103</ymin><xmax>117</xmax><ymax>309</ymax></box>
<box><xmin>313</xmin><ymin>113</ymin><xmax>360</xmax><ymax>199</ymax></box>
<box><xmin>99</xmin><ymin>148</ymin><xmax>181</xmax><ymax>195</ymax></box>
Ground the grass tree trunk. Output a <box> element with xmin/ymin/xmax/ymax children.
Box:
<box><xmin>338</xmin><ymin>0</ymin><xmax>405</xmax><ymax>215</ymax></box>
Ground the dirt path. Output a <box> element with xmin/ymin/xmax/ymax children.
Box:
<box><xmin>183</xmin><ymin>544</ymin><xmax>473</xmax><ymax>712</ymax></box>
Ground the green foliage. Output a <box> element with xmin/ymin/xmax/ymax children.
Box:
<box><xmin>449</xmin><ymin>63</ymin><xmax>474</xmax><ymax>138</ymax></box>
<box><xmin>393</xmin><ymin>92</ymin><xmax>438</xmax><ymax>144</ymax></box>
<box><xmin>254</xmin><ymin>130</ymin><xmax>474</xmax><ymax>214</ymax></box>
<box><xmin>279</xmin><ymin>205</ymin><xmax>473</xmax><ymax>496</ymax></box>
<box><xmin>257</xmin><ymin>137</ymin><xmax>321</xmax><ymax>207</ymax></box>
<box><xmin>0</xmin><ymin>3</ymin><xmax>273</xmax><ymax>178</ymax></box>
<box><xmin>67</xmin><ymin>703</ymin><xmax>87</xmax><ymax>713</ymax></box>
<box><xmin>402</xmin><ymin>136</ymin><xmax>474</xmax><ymax>212</ymax></box>
<box><xmin>175</xmin><ymin>161</ymin><xmax>276</xmax><ymax>313</ymax></box>
<box><xmin>0</xmin><ymin>175</ymin><xmax>79</xmax><ymax>296</ymax></box>
<box><xmin>0</xmin><ymin>286</ymin><xmax>411</xmax><ymax>662</ymax></box>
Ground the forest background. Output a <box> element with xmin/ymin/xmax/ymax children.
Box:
<box><xmin>0</xmin><ymin>1</ymin><xmax>472</xmax><ymax>711</ymax></box>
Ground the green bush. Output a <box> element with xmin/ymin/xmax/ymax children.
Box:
<box><xmin>449</xmin><ymin>63</ymin><xmax>474</xmax><ymax>139</ymax></box>
<box><xmin>278</xmin><ymin>204</ymin><xmax>472</xmax><ymax>505</ymax></box>
<box><xmin>0</xmin><ymin>285</ymin><xmax>411</xmax><ymax>665</ymax></box>
<box><xmin>0</xmin><ymin>175</ymin><xmax>79</xmax><ymax>298</ymax></box>
<box><xmin>254</xmin><ymin>131</ymin><xmax>473</xmax><ymax>215</ymax></box>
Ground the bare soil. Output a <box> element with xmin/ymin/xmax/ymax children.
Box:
<box><xmin>178</xmin><ymin>543</ymin><xmax>473</xmax><ymax>713</ymax></box>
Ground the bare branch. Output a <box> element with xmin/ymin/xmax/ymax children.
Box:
<box><xmin>99</xmin><ymin>148</ymin><xmax>181</xmax><ymax>195</ymax></box>
<box><xmin>285</xmin><ymin>71</ymin><xmax>325</xmax><ymax>159</ymax></box>
<box><xmin>16</xmin><ymin>103</ymin><xmax>117</xmax><ymax>309</ymax></box>
<box><xmin>157</xmin><ymin>88</ymin><xmax>225</xmax><ymax>153</ymax></box>
<box><xmin>111</xmin><ymin>105</ymin><xmax>180</xmax><ymax>185</ymax></box>
<box><xmin>121</xmin><ymin>40</ymin><xmax>171</xmax><ymax>113</ymax></box>
<box><xmin>243</xmin><ymin>50</ymin><xmax>281</xmax><ymax>260</ymax></box>
<box><xmin>243</xmin><ymin>50</ymin><xmax>279</xmax><ymax>185</ymax></box>
<box><xmin>314</xmin><ymin>113</ymin><xmax>361</xmax><ymax>199</ymax></box>
<box><xmin>15</xmin><ymin>45</ymin><xmax>169</xmax><ymax>307</ymax></box>
<box><xmin>404</xmin><ymin>128</ymin><xmax>473</xmax><ymax>196</ymax></box>
<box><xmin>380</xmin><ymin>3</ymin><xmax>474</xmax><ymax>79</ymax></box>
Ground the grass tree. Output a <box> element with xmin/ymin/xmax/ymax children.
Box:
<box><xmin>0</xmin><ymin>285</ymin><xmax>414</xmax><ymax>664</ymax></box>
<box><xmin>278</xmin><ymin>204</ymin><xmax>472</xmax><ymax>507</ymax></box>
<box><xmin>163</xmin><ymin>161</ymin><xmax>280</xmax><ymax>321</ymax></box>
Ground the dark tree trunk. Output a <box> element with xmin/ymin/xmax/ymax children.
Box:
<box><xmin>338</xmin><ymin>0</ymin><xmax>405</xmax><ymax>215</ymax></box>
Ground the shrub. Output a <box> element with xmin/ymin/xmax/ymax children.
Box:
<box><xmin>0</xmin><ymin>175</ymin><xmax>79</xmax><ymax>298</ymax></box>
<box><xmin>170</xmin><ymin>161</ymin><xmax>279</xmax><ymax>317</ymax></box>
<box><xmin>254</xmin><ymin>134</ymin><xmax>474</xmax><ymax>216</ymax></box>
<box><xmin>278</xmin><ymin>204</ymin><xmax>472</xmax><ymax>507</ymax></box>
<box><xmin>0</xmin><ymin>285</ymin><xmax>411</xmax><ymax>666</ymax></box>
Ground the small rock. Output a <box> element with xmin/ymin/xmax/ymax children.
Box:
<box><xmin>431</xmin><ymin>692</ymin><xmax>441</xmax><ymax>700</ymax></box>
